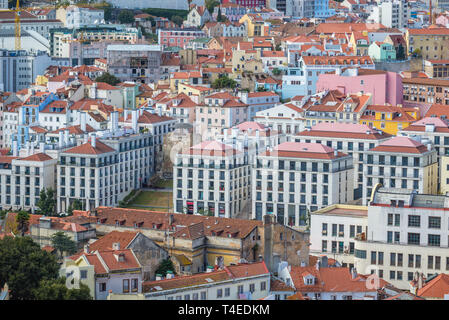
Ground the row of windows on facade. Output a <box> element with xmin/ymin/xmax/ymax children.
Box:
<box><xmin>387</xmin><ymin>214</ymin><xmax>443</xmax><ymax>229</ymax></box>
<box><xmin>369</xmin><ymin>251</ymin><xmax>449</xmax><ymax>272</ymax></box>
<box><xmin>165</xmin><ymin>281</ymin><xmax>267</xmax><ymax>300</ymax></box>
<box><xmin>178</xmin><ymin>179</ymin><xmax>249</xmax><ymax>190</ymax></box>
<box><xmin>59</xmin><ymin>155</ymin><xmax>150</xmax><ymax>168</ymax></box>
<box><xmin>177</xmin><ymin>190</ymin><xmax>247</xmax><ymax>202</ymax></box>
<box><xmin>255</xmin><ymin>173</ymin><xmax>330</xmax><ymax>185</ymax></box>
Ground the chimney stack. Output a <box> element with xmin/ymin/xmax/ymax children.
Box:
<box><xmin>84</xmin><ymin>244</ymin><xmax>90</xmax><ymax>254</ymax></box>
<box><xmin>155</xmin><ymin>274</ymin><xmax>163</xmax><ymax>281</ymax></box>
<box><xmin>91</xmin><ymin>134</ymin><xmax>96</xmax><ymax>148</ymax></box>
<box><xmin>39</xmin><ymin>142</ymin><xmax>45</xmax><ymax>153</ymax></box>
<box><xmin>132</xmin><ymin>110</ymin><xmax>138</xmax><ymax>133</ymax></box>
<box><xmin>166</xmin><ymin>270</ymin><xmax>174</xmax><ymax>279</ymax></box>
<box><xmin>64</xmin><ymin>129</ymin><xmax>70</xmax><ymax>146</ymax></box>
<box><xmin>112</xmin><ymin>242</ymin><xmax>120</xmax><ymax>250</ymax></box>
<box><xmin>59</xmin><ymin>131</ymin><xmax>64</xmax><ymax>148</ymax></box>
<box><xmin>80</xmin><ymin>112</ymin><xmax>87</xmax><ymax>132</ymax></box>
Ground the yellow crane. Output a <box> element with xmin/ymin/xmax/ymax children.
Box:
<box><xmin>13</xmin><ymin>0</ymin><xmax>21</xmax><ymax>51</ymax></box>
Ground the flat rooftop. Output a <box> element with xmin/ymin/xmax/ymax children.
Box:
<box><xmin>312</xmin><ymin>205</ymin><xmax>368</xmax><ymax>217</ymax></box>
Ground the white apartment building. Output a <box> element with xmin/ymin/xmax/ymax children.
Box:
<box><xmin>253</xmin><ymin>102</ymin><xmax>306</xmax><ymax>135</ymax></box>
<box><xmin>295</xmin><ymin>122</ymin><xmax>392</xmax><ymax>199</ymax></box>
<box><xmin>173</xmin><ymin>140</ymin><xmax>250</xmax><ymax>218</ymax></box>
<box><xmin>238</xmin><ymin>91</ymin><xmax>280</xmax><ymax>121</ymax></box>
<box><xmin>355</xmin><ymin>186</ymin><xmax>449</xmax><ymax>289</ymax></box>
<box><xmin>310</xmin><ymin>204</ymin><xmax>368</xmax><ymax>269</ymax></box>
<box><xmin>252</xmin><ymin>142</ymin><xmax>354</xmax><ymax>226</ymax></box>
<box><xmin>109</xmin><ymin>261</ymin><xmax>270</xmax><ymax>300</ymax></box>
<box><xmin>0</xmin><ymin>49</ymin><xmax>52</xmax><ymax>92</ymax></box>
<box><xmin>2</xmin><ymin>107</ymin><xmax>19</xmax><ymax>149</ymax></box>
<box><xmin>65</xmin><ymin>5</ymin><xmax>105</xmax><ymax>28</ymax></box>
<box><xmin>368</xmin><ymin>0</ymin><xmax>408</xmax><ymax>29</ymax></box>
<box><xmin>195</xmin><ymin>92</ymin><xmax>249</xmax><ymax>140</ymax></box>
<box><xmin>217</xmin><ymin>121</ymin><xmax>285</xmax><ymax>165</ymax></box>
<box><xmin>57</xmin><ymin>128</ymin><xmax>154</xmax><ymax>213</ymax></box>
<box><xmin>0</xmin><ymin>151</ymin><xmax>57</xmax><ymax>212</ymax></box>
<box><xmin>362</xmin><ymin>136</ymin><xmax>438</xmax><ymax>205</ymax></box>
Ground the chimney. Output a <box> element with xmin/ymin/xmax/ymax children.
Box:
<box><xmin>232</xmin><ymin>127</ymin><xmax>238</xmax><ymax>138</ymax></box>
<box><xmin>427</xmin><ymin>143</ymin><xmax>432</xmax><ymax>151</ymax></box>
<box><xmin>206</xmin><ymin>266</ymin><xmax>214</xmax><ymax>273</ymax></box>
<box><xmin>64</xmin><ymin>129</ymin><xmax>70</xmax><ymax>146</ymax></box>
<box><xmin>169</xmin><ymin>214</ymin><xmax>174</xmax><ymax>225</ymax></box>
<box><xmin>91</xmin><ymin>134</ymin><xmax>96</xmax><ymax>148</ymax></box>
<box><xmin>158</xmin><ymin>107</ymin><xmax>162</xmax><ymax>117</ymax></box>
<box><xmin>59</xmin><ymin>131</ymin><xmax>64</xmax><ymax>148</ymax></box>
<box><xmin>320</xmin><ymin>255</ymin><xmax>328</xmax><ymax>268</ymax></box>
<box><xmin>25</xmin><ymin>141</ymin><xmax>30</xmax><ymax>157</ymax></box>
<box><xmin>351</xmin><ymin>267</ymin><xmax>357</xmax><ymax>279</ymax></box>
<box><xmin>84</xmin><ymin>244</ymin><xmax>90</xmax><ymax>254</ymax></box>
<box><xmin>39</xmin><ymin>142</ymin><xmax>45</xmax><ymax>153</ymax></box>
<box><xmin>84</xmin><ymin>134</ymin><xmax>88</xmax><ymax>144</ymax></box>
<box><xmin>334</xmin><ymin>150</ymin><xmax>338</xmax><ymax>156</ymax></box>
<box><xmin>124</xmin><ymin>109</ymin><xmax>129</xmax><ymax>121</ymax></box>
<box><xmin>80</xmin><ymin>112</ymin><xmax>87</xmax><ymax>132</ymax></box>
<box><xmin>112</xmin><ymin>242</ymin><xmax>120</xmax><ymax>250</ymax></box>
<box><xmin>132</xmin><ymin>110</ymin><xmax>138</xmax><ymax>133</ymax></box>
<box><xmin>418</xmin><ymin>273</ymin><xmax>423</xmax><ymax>289</ymax></box>
<box><xmin>12</xmin><ymin>139</ymin><xmax>18</xmax><ymax>157</ymax></box>
<box><xmin>166</xmin><ymin>270</ymin><xmax>174</xmax><ymax>279</ymax></box>
<box><xmin>155</xmin><ymin>274</ymin><xmax>163</xmax><ymax>281</ymax></box>
<box><xmin>315</xmin><ymin>260</ymin><xmax>321</xmax><ymax>270</ymax></box>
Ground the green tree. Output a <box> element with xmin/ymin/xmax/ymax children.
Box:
<box><xmin>118</xmin><ymin>10</ymin><xmax>135</xmax><ymax>24</ymax></box>
<box><xmin>212</xmin><ymin>74</ymin><xmax>237</xmax><ymax>89</ymax></box>
<box><xmin>257</xmin><ymin>86</ymin><xmax>268</xmax><ymax>92</ymax></box>
<box><xmin>171</xmin><ymin>15</ymin><xmax>184</xmax><ymax>27</ymax></box>
<box><xmin>0</xmin><ymin>236</ymin><xmax>59</xmax><ymax>299</ymax></box>
<box><xmin>397</xmin><ymin>44</ymin><xmax>405</xmax><ymax>60</ymax></box>
<box><xmin>32</xmin><ymin>277</ymin><xmax>92</xmax><ymax>300</ymax></box>
<box><xmin>217</xmin><ymin>7</ymin><xmax>224</xmax><ymax>22</ymax></box>
<box><xmin>51</xmin><ymin>231</ymin><xmax>77</xmax><ymax>258</ymax></box>
<box><xmin>95</xmin><ymin>72</ymin><xmax>120</xmax><ymax>86</ymax></box>
<box><xmin>36</xmin><ymin>188</ymin><xmax>56</xmax><ymax>216</ymax></box>
<box><xmin>16</xmin><ymin>210</ymin><xmax>30</xmax><ymax>236</ymax></box>
<box><xmin>67</xmin><ymin>199</ymin><xmax>83</xmax><ymax>216</ymax></box>
<box><xmin>155</xmin><ymin>258</ymin><xmax>176</xmax><ymax>277</ymax></box>
<box><xmin>102</xmin><ymin>1</ymin><xmax>113</xmax><ymax>21</ymax></box>
<box><xmin>205</xmin><ymin>0</ymin><xmax>219</xmax><ymax>14</ymax></box>
<box><xmin>272</xmin><ymin>68</ymin><xmax>282</xmax><ymax>76</ymax></box>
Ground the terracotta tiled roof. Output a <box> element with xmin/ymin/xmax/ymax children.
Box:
<box><xmin>297</xmin><ymin>123</ymin><xmax>391</xmax><ymax>140</ymax></box>
<box><xmin>417</xmin><ymin>274</ymin><xmax>449</xmax><ymax>299</ymax></box>
<box><xmin>271</xmin><ymin>279</ymin><xmax>295</xmax><ymax>292</ymax></box>
<box><xmin>368</xmin><ymin>136</ymin><xmax>429</xmax><ymax>154</ymax></box>
<box><xmin>17</xmin><ymin>153</ymin><xmax>53</xmax><ymax>162</ymax></box>
<box><xmin>260</xmin><ymin>142</ymin><xmax>348</xmax><ymax>160</ymax></box>
<box><xmin>96</xmin><ymin>249</ymin><xmax>141</xmax><ymax>272</ymax></box>
<box><xmin>51</xmin><ymin>124</ymin><xmax>96</xmax><ymax>135</ymax></box>
<box><xmin>173</xmin><ymin>222</ymin><xmax>205</xmax><ymax>240</ymax></box>
<box><xmin>67</xmin><ymin>207</ymin><xmax>261</xmax><ymax>240</ymax></box>
<box><xmin>143</xmin><ymin>261</ymin><xmax>268</xmax><ymax>292</ymax></box>
<box><xmin>137</xmin><ymin>111</ymin><xmax>174</xmax><ymax>124</ymax></box>
<box><xmin>408</xmin><ymin>28</ymin><xmax>449</xmax><ymax>35</ymax></box>
<box><xmin>63</xmin><ymin>140</ymin><xmax>116</xmax><ymax>155</ymax></box>
<box><xmin>302</xmin><ymin>55</ymin><xmax>373</xmax><ymax>66</ymax></box>
<box><xmin>425</xmin><ymin>104</ymin><xmax>449</xmax><ymax>118</ymax></box>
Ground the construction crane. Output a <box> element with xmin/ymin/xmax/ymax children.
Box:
<box><xmin>14</xmin><ymin>0</ymin><xmax>21</xmax><ymax>51</ymax></box>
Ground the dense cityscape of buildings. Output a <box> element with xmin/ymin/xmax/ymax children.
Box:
<box><xmin>1</xmin><ymin>0</ymin><xmax>449</xmax><ymax>302</ymax></box>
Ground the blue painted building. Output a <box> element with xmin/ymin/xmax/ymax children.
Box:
<box><xmin>314</xmin><ymin>0</ymin><xmax>336</xmax><ymax>18</ymax></box>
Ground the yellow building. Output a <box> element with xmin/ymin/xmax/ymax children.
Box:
<box><xmin>349</xmin><ymin>31</ymin><xmax>370</xmax><ymax>56</ymax></box>
<box><xmin>239</xmin><ymin>14</ymin><xmax>266</xmax><ymax>37</ymax></box>
<box><xmin>406</xmin><ymin>28</ymin><xmax>449</xmax><ymax>59</ymax></box>
<box><xmin>178</xmin><ymin>83</ymin><xmax>212</xmax><ymax>103</ymax></box>
<box><xmin>231</xmin><ymin>47</ymin><xmax>263</xmax><ymax>76</ymax></box>
<box><xmin>441</xmin><ymin>156</ymin><xmax>449</xmax><ymax>194</ymax></box>
<box><xmin>35</xmin><ymin>75</ymin><xmax>48</xmax><ymax>86</ymax></box>
<box><xmin>359</xmin><ymin>105</ymin><xmax>420</xmax><ymax>135</ymax></box>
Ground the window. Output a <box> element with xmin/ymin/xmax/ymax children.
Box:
<box><xmin>429</xmin><ymin>217</ymin><xmax>441</xmax><ymax>229</ymax></box>
<box><xmin>123</xmin><ymin>279</ymin><xmax>129</xmax><ymax>293</ymax></box>
<box><xmin>260</xmin><ymin>281</ymin><xmax>266</xmax><ymax>291</ymax></box>
<box><xmin>217</xmin><ymin>289</ymin><xmax>223</xmax><ymax>298</ymax></box>
<box><xmin>249</xmin><ymin>283</ymin><xmax>255</xmax><ymax>293</ymax></box>
<box><xmin>408</xmin><ymin>215</ymin><xmax>420</xmax><ymax>227</ymax></box>
<box><xmin>225</xmin><ymin>288</ymin><xmax>230</xmax><ymax>296</ymax></box>
<box><xmin>371</xmin><ymin>251</ymin><xmax>377</xmax><ymax>264</ymax></box>
<box><xmin>238</xmin><ymin>285</ymin><xmax>243</xmax><ymax>294</ymax></box>
<box><xmin>408</xmin><ymin>233</ymin><xmax>420</xmax><ymax>245</ymax></box>
<box><xmin>390</xmin><ymin>253</ymin><xmax>396</xmax><ymax>266</ymax></box>
<box><xmin>99</xmin><ymin>283</ymin><xmax>106</xmax><ymax>292</ymax></box>
<box><xmin>428</xmin><ymin>234</ymin><xmax>441</xmax><ymax>247</ymax></box>
<box><xmin>428</xmin><ymin>256</ymin><xmax>434</xmax><ymax>269</ymax></box>
<box><xmin>131</xmin><ymin>279</ymin><xmax>138</xmax><ymax>292</ymax></box>
<box><xmin>80</xmin><ymin>270</ymin><xmax>87</xmax><ymax>279</ymax></box>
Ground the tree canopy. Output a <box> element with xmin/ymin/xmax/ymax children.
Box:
<box><xmin>51</xmin><ymin>232</ymin><xmax>77</xmax><ymax>258</ymax></box>
<box><xmin>36</xmin><ymin>188</ymin><xmax>56</xmax><ymax>216</ymax></box>
<box><xmin>32</xmin><ymin>277</ymin><xmax>92</xmax><ymax>300</ymax></box>
<box><xmin>171</xmin><ymin>15</ymin><xmax>184</xmax><ymax>27</ymax></box>
<box><xmin>205</xmin><ymin>0</ymin><xmax>219</xmax><ymax>14</ymax></box>
<box><xmin>0</xmin><ymin>236</ymin><xmax>59</xmax><ymax>299</ymax></box>
<box><xmin>212</xmin><ymin>75</ymin><xmax>237</xmax><ymax>89</ymax></box>
<box><xmin>155</xmin><ymin>258</ymin><xmax>176</xmax><ymax>276</ymax></box>
<box><xmin>117</xmin><ymin>10</ymin><xmax>135</xmax><ymax>24</ymax></box>
<box><xmin>95</xmin><ymin>72</ymin><xmax>120</xmax><ymax>86</ymax></box>
<box><xmin>16</xmin><ymin>210</ymin><xmax>30</xmax><ymax>236</ymax></box>
<box><xmin>67</xmin><ymin>199</ymin><xmax>83</xmax><ymax>216</ymax></box>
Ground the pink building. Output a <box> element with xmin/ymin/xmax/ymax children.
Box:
<box><xmin>316</xmin><ymin>68</ymin><xmax>403</xmax><ymax>106</ymax></box>
<box><xmin>436</xmin><ymin>14</ymin><xmax>449</xmax><ymax>27</ymax></box>
<box><xmin>158</xmin><ymin>28</ymin><xmax>206</xmax><ymax>49</ymax></box>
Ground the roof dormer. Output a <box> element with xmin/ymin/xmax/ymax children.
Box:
<box><xmin>303</xmin><ymin>273</ymin><xmax>316</xmax><ymax>285</ymax></box>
